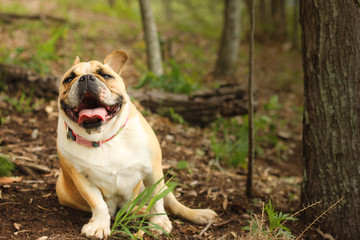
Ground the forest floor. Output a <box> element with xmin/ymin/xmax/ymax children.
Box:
<box><xmin>1</xmin><ymin>100</ymin><xmax>318</xmax><ymax>240</ymax></box>
<box><xmin>0</xmin><ymin>0</ymin><xmax>326</xmax><ymax>239</ymax></box>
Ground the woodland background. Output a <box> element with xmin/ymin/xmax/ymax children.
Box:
<box><xmin>0</xmin><ymin>0</ymin><xmax>353</xmax><ymax>239</ymax></box>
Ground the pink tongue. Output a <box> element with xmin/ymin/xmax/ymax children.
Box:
<box><xmin>78</xmin><ymin>107</ymin><xmax>107</xmax><ymax>124</ymax></box>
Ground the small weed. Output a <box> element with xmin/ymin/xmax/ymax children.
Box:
<box><xmin>210</xmin><ymin>95</ymin><xmax>287</xmax><ymax>168</ymax></box>
<box><xmin>0</xmin><ymin>155</ymin><xmax>15</xmax><ymax>177</ymax></box>
<box><xmin>176</xmin><ymin>160</ymin><xmax>193</xmax><ymax>174</ymax></box>
<box><xmin>111</xmin><ymin>173</ymin><xmax>176</xmax><ymax>239</ymax></box>
<box><xmin>243</xmin><ymin>200</ymin><xmax>298</xmax><ymax>239</ymax></box>
<box><xmin>4</xmin><ymin>90</ymin><xmax>43</xmax><ymax>113</ymax></box>
<box><xmin>0</xmin><ymin>110</ymin><xmax>9</xmax><ymax>125</ymax></box>
<box><xmin>30</xmin><ymin>26</ymin><xmax>68</xmax><ymax>75</ymax></box>
<box><xmin>135</xmin><ymin>59</ymin><xmax>201</xmax><ymax>94</ymax></box>
<box><xmin>159</xmin><ymin>108</ymin><xmax>186</xmax><ymax>125</ymax></box>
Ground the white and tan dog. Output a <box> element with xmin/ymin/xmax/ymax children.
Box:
<box><xmin>56</xmin><ymin>50</ymin><xmax>217</xmax><ymax>239</ymax></box>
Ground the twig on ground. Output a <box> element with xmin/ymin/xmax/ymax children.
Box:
<box><xmin>198</xmin><ymin>222</ymin><xmax>212</xmax><ymax>237</ymax></box>
<box><xmin>296</xmin><ymin>197</ymin><xmax>344</xmax><ymax>240</ymax></box>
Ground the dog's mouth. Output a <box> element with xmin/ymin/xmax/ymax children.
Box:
<box><xmin>63</xmin><ymin>93</ymin><xmax>122</xmax><ymax>128</ymax></box>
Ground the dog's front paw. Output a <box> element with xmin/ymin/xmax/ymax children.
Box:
<box><xmin>149</xmin><ymin>215</ymin><xmax>173</xmax><ymax>234</ymax></box>
<box><xmin>81</xmin><ymin>218</ymin><xmax>111</xmax><ymax>239</ymax></box>
<box><xmin>189</xmin><ymin>209</ymin><xmax>218</xmax><ymax>225</ymax></box>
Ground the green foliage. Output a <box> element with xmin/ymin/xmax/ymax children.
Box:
<box><xmin>0</xmin><ymin>26</ymin><xmax>68</xmax><ymax>75</ymax></box>
<box><xmin>210</xmin><ymin>95</ymin><xmax>285</xmax><ymax>168</ymax></box>
<box><xmin>30</xmin><ymin>26</ymin><xmax>68</xmax><ymax>75</ymax></box>
<box><xmin>4</xmin><ymin>90</ymin><xmax>43</xmax><ymax>113</ymax></box>
<box><xmin>135</xmin><ymin>59</ymin><xmax>201</xmax><ymax>94</ymax></box>
<box><xmin>265</xmin><ymin>200</ymin><xmax>297</xmax><ymax>237</ymax></box>
<box><xmin>111</xmin><ymin>173</ymin><xmax>176</xmax><ymax>239</ymax></box>
<box><xmin>210</xmin><ymin>117</ymin><xmax>248</xmax><ymax>168</ymax></box>
<box><xmin>176</xmin><ymin>160</ymin><xmax>193</xmax><ymax>174</ymax></box>
<box><xmin>243</xmin><ymin>200</ymin><xmax>298</xmax><ymax>239</ymax></box>
<box><xmin>159</xmin><ymin>108</ymin><xmax>186</xmax><ymax>125</ymax></box>
<box><xmin>0</xmin><ymin>155</ymin><xmax>15</xmax><ymax>177</ymax></box>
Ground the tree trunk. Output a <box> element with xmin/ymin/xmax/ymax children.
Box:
<box><xmin>301</xmin><ymin>0</ymin><xmax>360</xmax><ymax>238</ymax></box>
<box><xmin>270</xmin><ymin>0</ymin><xmax>286</xmax><ymax>41</ymax></box>
<box><xmin>213</xmin><ymin>0</ymin><xmax>240</xmax><ymax>78</ymax></box>
<box><xmin>139</xmin><ymin>0</ymin><xmax>164</xmax><ymax>76</ymax></box>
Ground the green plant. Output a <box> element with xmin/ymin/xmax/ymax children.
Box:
<box><xmin>265</xmin><ymin>200</ymin><xmax>297</xmax><ymax>238</ymax></box>
<box><xmin>243</xmin><ymin>200</ymin><xmax>297</xmax><ymax>239</ymax></box>
<box><xmin>30</xmin><ymin>26</ymin><xmax>68</xmax><ymax>75</ymax></box>
<box><xmin>176</xmin><ymin>160</ymin><xmax>193</xmax><ymax>174</ymax></box>
<box><xmin>4</xmin><ymin>90</ymin><xmax>43</xmax><ymax>113</ymax></box>
<box><xmin>0</xmin><ymin>155</ymin><xmax>15</xmax><ymax>177</ymax></box>
<box><xmin>159</xmin><ymin>107</ymin><xmax>186</xmax><ymax>125</ymax></box>
<box><xmin>111</xmin><ymin>173</ymin><xmax>176</xmax><ymax>239</ymax></box>
<box><xmin>210</xmin><ymin>95</ymin><xmax>287</xmax><ymax>168</ymax></box>
<box><xmin>210</xmin><ymin>117</ymin><xmax>248</xmax><ymax>168</ymax></box>
<box><xmin>135</xmin><ymin>59</ymin><xmax>201</xmax><ymax>94</ymax></box>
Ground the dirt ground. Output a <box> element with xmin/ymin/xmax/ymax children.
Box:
<box><xmin>0</xmin><ymin>99</ymin><xmax>321</xmax><ymax>239</ymax></box>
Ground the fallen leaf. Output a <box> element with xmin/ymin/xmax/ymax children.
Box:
<box><xmin>36</xmin><ymin>236</ymin><xmax>49</xmax><ymax>240</ymax></box>
<box><xmin>14</xmin><ymin>223</ymin><xmax>21</xmax><ymax>231</ymax></box>
<box><xmin>0</xmin><ymin>176</ymin><xmax>23</xmax><ymax>185</ymax></box>
<box><xmin>222</xmin><ymin>197</ymin><xmax>228</xmax><ymax>210</ymax></box>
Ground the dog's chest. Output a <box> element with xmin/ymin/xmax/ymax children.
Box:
<box><xmin>58</xmin><ymin>122</ymin><xmax>152</xmax><ymax>198</ymax></box>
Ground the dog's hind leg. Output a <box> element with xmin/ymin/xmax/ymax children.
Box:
<box><xmin>164</xmin><ymin>191</ymin><xmax>217</xmax><ymax>225</ymax></box>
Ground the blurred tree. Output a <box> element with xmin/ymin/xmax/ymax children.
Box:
<box><xmin>270</xmin><ymin>0</ymin><xmax>286</xmax><ymax>41</ymax></box>
<box><xmin>291</xmin><ymin>0</ymin><xmax>299</xmax><ymax>49</ymax></box>
<box><xmin>213</xmin><ymin>0</ymin><xmax>240</xmax><ymax>78</ymax></box>
<box><xmin>301</xmin><ymin>0</ymin><xmax>360</xmax><ymax>238</ymax></box>
<box><xmin>139</xmin><ymin>0</ymin><xmax>164</xmax><ymax>76</ymax></box>
<box><xmin>162</xmin><ymin>0</ymin><xmax>172</xmax><ymax>22</ymax></box>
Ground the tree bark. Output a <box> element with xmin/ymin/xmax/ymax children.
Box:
<box><xmin>301</xmin><ymin>0</ymin><xmax>360</xmax><ymax>238</ymax></box>
<box><xmin>213</xmin><ymin>0</ymin><xmax>240</xmax><ymax>78</ymax></box>
<box><xmin>139</xmin><ymin>0</ymin><xmax>164</xmax><ymax>76</ymax></box>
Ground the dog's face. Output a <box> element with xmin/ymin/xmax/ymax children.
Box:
<box><xmin>58</xmin><ymin>50</ymin><xmax>129</xmax><ymax>136</ymax></box>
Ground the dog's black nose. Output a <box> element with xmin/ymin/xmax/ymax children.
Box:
<box><xmin>79</xmin><ymin>74</ymin><xmax>96</xmax><ymax>82</ymax></box>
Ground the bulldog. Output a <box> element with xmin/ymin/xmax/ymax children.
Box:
<box><xmin>56</xmin><ymin>50</ymin><xmax>217</xmax><ymax>239</ymax></box>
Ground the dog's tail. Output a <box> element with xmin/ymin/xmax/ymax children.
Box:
<box><xmin>164</xmin><ymin>191</ymin><xmax>217</xmax><ymax>225</ymax></box>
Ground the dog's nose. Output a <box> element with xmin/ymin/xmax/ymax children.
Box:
<box><xmin>79</xmin><ymin>74</ymin><xmax>96</xmax><ymax>82</ymax></box>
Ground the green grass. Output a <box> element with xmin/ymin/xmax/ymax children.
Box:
<box><xmin>135</xmin><ymin>59</ymin><xmax>202</xmax><ymax>94</ymax></box>
<box><xmin>111</xmin><ymin>173</ymin><xmax>176</xmax><ymax>239</ymax></box>
<box><xmin>4</xmin><ymin>90</ymin><xmax>43</xmax><ymax>113</ymax></box>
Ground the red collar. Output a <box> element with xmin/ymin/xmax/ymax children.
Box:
<box><xmin>65</xmin><ymin>117</ymin><xmax>128</xmax><ymax>148</ymax></box>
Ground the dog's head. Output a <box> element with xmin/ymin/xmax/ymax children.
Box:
<box><xmin>58</xmin><ymin>50</ymin><xmax>129</xmax><ymax>138</ymax></box>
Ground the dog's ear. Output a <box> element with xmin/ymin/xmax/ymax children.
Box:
<box><xmin>104</xmin><ymin>50</ymin><xmax>128</xmax><ymax>74</ymax></box>
<box><xmin>73</xmin><ymin>56</ymin><xmax>80</xmax><ymax>66</ymax></box>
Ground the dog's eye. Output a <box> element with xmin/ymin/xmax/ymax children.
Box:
<box><xmin>100</xmin><ymin>73</ymin><xmax>113</xmax><ymax>79</ymax></box>
<box><xmin>63</xmin><ymin>76</ymin><xmax>74</xmax><ymax>83</ymax></box>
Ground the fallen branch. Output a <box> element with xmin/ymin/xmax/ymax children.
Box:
<box><xmin>129</xmin><ymin>83</ymin><xmax>254</xmax><ymax>126</ymax></box>
<box><xmin>0</xmin><ymin>12</ymin><xmax>67</xmax><ymax>24</ymax></box>
<box><xmin>9</xmin><ymin>158</ymin><xmax>52</xmax><ymax>177</ymax></box>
